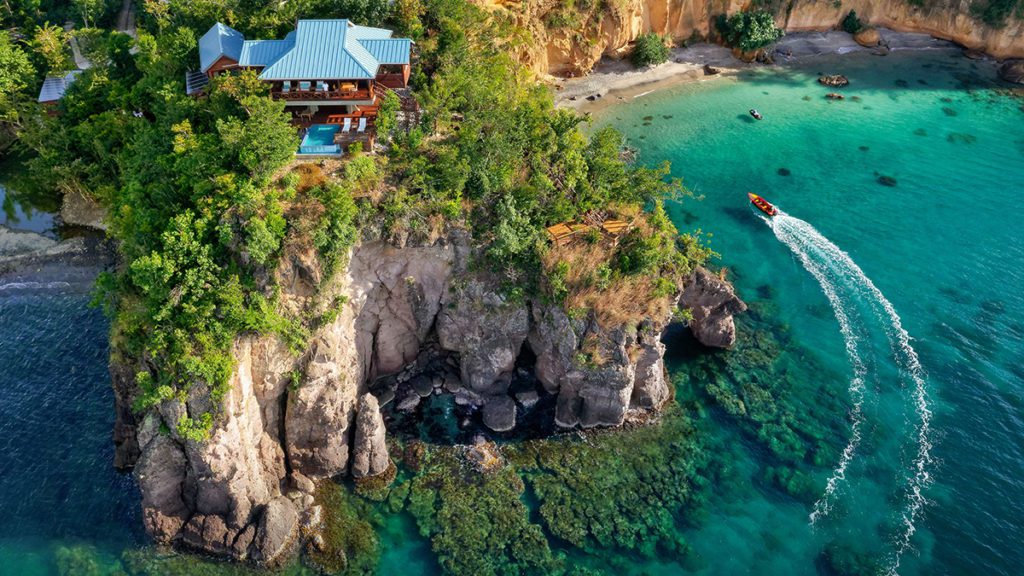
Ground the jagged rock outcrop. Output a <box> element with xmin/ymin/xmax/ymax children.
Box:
<box><xmin>999</xmin><ymin>60</ymin><xmax>1024</xmax><ymax>84</ymax></box>
<box><xmin>489</xmin><ymin>0</ymin><xmax>1024</xmax><ymax>76</ymax></box>
<box><xmin>678</xmin><ymin>266</ymin><xmax>747</xmax><ymax>348</ymax></box>
<box><xmin>117</xmin><ymin>231</ymin><xmax>738</xmax><ymax>562</ymax></box>
<box><xmin>351</xmin><ymin>393</ymin><xmax>391</xmax><ymax>478</ymax></box>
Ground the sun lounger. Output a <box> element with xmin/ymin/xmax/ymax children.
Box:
<box><xmin>299</xmin><ymin>81</ymin><xmax>311</xmax><ymax>92</ymax></box>
<box><xmin>357</xmin><ymin>117</ymin><xmax>367</xmax><ymax>133</ymax></box>
<box><xmin>342</xmin><ymin>117</ymin><xmax>352</xmax><ymax>132</ymax></box>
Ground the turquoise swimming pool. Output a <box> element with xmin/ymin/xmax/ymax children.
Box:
<box><xmin>298</xmin><ymin>124</ymin><xmax>341</xmax><ymax>155</ymax></box>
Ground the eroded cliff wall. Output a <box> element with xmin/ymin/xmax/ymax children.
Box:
<box><xmin>114</xmin><ymin>230</ymin><xmax>735</xmax><ymax>564</ymax></box>
<box><xmin>494</xmin><ymin>0</ymin><xmax>1024</xmax><ymax>75</ymax></box>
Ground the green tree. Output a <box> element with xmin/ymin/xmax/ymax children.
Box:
<box><xmin>0</xmin><ymin>31</ymin><xmax>35</xmax><ymax>152</ymax></box>
<box><xmin>73</xmin><ymin>0</ymin><xmax>104</xmax><ymax>27</ymax></box>
<box><xmin>842</xmin><ymin>10</ymin><xmax>865</xmax><ymax>34</ymax></box>
<box><xmin>375</xmin><ymin>89</ymin><xmax>400</xmax><ymax>139</ymax></box>
<box><xmin>216</xmin><ymin>95</ymin><xmax>297</xmax><ymax>183</ymax></box>
<box><xmin>32</xmin><ymin>22</ymin><xmax>71</xmax><ymax>74</ymax></box>
<box><xmin>717</xmin><ymin>10</ymin><xmax>784</xmax><ymax>52</ymax></box>
<box><xmin>631</xmin><ymin>32</ymin><xmax>670</xmax><ymax>67</ymax></box>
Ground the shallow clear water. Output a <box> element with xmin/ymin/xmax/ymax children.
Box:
<box><xmin>591</xmin><ymin>49</ymin><xmax>1024</xmax><ymax>575</ymax></box>
<box><xmin>1</xmin><ymin>49</ymin><xmax>1022</xmax><ymax>575</ymax></box>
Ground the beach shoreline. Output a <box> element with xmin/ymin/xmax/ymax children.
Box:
<box><xmin>553</xmin><ymin>29</ymin><xmax>971</xmax><ymax>115</ymax></box>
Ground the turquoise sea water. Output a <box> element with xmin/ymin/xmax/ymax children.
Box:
<box><xmin>0</xmin><ymin>48</ymin><xmax>1022</xmax><ymax>575</ymax></box>
<box><xmin>591</xmin><ymin>49</ymin><xmax>1023</xmax><ymax>575</ymax></box>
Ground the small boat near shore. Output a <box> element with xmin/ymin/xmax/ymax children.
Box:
<box><xmin>749</xmin><ymin>109</ymin><xmax>763</xmax><ymax>120</ymax></box>
<box><xmin>748</xmin><ymin>193</ymin><xmax>778</xmax><ymax>216</ymax></box>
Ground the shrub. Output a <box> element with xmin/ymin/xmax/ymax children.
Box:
<box><xmin>842</xmin><ymin>10</ymin><xmax>864</xmax><ymax>34</ymax></box>
<box><xmin>631</xmin><ymin>32</ymin><xmax>670</xmax><ymax>67</ymax></box>
<box><xmin>716</xmin><ymin>10</ymin><xmax>784</xmax><ymax>52</ymax></box>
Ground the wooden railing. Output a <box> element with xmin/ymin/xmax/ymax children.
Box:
<box><xmin>272</xmin><ymin>88</ymin><xmax>372</xmax><ymax>101</ymax></box>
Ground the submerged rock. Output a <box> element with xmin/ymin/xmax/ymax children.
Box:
<box><xmin>352</xmin><ymin>393</ymin><xmax>391</xmax><ymax>478</ymax></box>
<box><xmin>678</xmin><ymin>267</ymin><xmax>748</xmax><ymax>348</ymax></box>
<box><xmin>253</xmin><ymin>496</ymin><xmax>299</xmax><ymax>566</ymax></box>
<box><xmin>998</xmin><ymin>60</ymin><xmax>1024</xmax><ymax>84</ymax></box>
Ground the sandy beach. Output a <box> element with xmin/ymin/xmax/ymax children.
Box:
<box><xmin>554</xmin><ymin>30</ymin><xmax>967</xmax><ymax>114</ymax></box>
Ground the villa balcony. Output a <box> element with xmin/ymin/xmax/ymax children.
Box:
<box><xmin>270</xmin><ymin>81</ymin><xmax>375</xmax><ymax>103</ymax></box>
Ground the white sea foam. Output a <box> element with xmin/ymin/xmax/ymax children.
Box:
<box><xmin>768</xmin><ymin>214</ymin><xmax>868</xmax><ymax>524</ymax></box>
<box><xmin>0</xmin><ymin>281</ymin><xmax>72</xmax><ymax>292</ymax></box>
<box><xmin>768</xmin><ymin>212</ymin><xmax>933</xmax><ymax>574</ymax></box>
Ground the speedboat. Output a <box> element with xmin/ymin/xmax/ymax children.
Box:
<box><xmin>748</xmin><ymin>193</ymin><xmax>778</xmax><ymax>216</ymax></box>
<box><xmin>749</xmin><ymin>109</ymin><xmax>763</xmax><ymax>120</ymax></box>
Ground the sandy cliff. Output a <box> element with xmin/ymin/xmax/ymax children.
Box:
<box><xmin>491</xmin><ymin>0</ymin><xmax>1024</xmax><ymax>75</ymax></box>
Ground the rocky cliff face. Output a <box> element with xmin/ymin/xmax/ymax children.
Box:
<box><xmin>114</xmin><ymin>230</ymin><xmax>741</xmax><ymax>564</ymax></box>
<box><xmin>493</xmin><ymin>0</ymin><xmax>1024</xmax><ymax>76</ymax></box>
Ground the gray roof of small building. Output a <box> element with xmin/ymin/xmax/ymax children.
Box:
<box><xmin>37</xmin><ymin>70</ymin><xmax>82</xmax><ymax>103</ymax></box>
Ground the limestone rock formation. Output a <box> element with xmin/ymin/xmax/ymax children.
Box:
<box><xmin>351</xmin><ymin>393</ymin><xmax>391</xmax><ymax>478</ymax></box>
<box><xmin>678</xmin><ymin>267</ymin><xmax>747</xmax><ymax>348</ymax></box>
<box><xmin>998</xmin><ymin>60</ymin><xmax>1024</xmax><ymax>84</ymax></box>
<box><xmin>853</xmin><ymin>27</ymin><xmax>881</xmax><ymax>47</ymax></box>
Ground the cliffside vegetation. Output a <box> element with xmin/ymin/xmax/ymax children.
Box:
<box><xmin>1</xmin><ymin>0</ymin><xmax>705</xmax><ymax>440</ymax></box>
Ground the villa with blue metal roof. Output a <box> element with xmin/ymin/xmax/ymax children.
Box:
<box><xmin>192</xmin><ymin>19</ymin><xmax>413</xmax><ymax>155</ymax></box>
<box><xmin>196</xmin><ymin>20</ymin><xmax>411</xmax><ymax>109</ymax></box>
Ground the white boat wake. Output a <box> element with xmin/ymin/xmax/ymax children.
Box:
<box><xmin>764</xmin><ymin>211</ymin><xmax>933</xmax><ymax>575</ymax></box>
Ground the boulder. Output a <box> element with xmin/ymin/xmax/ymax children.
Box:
<box><xmin>854</xmin><ymin>27</ymin><xmax>880</xmax><ymax>47</ymax></box>
<box><xmin>678</xmin><ymin>267</ymin><xmax>747</xmax><ymax>348</ymax></box>
<box><xmin>998</xmin><ymin>60</ymin><xmax>1024</xmax><ymax>84</ymax></box>
<box><xmin>411</xmin><ymin>375</ymin><xmax>434</xmax><ymax>397</ymax></box>
<box><xmin>60</xmin><ymin>190</ymin><xmax>107</xmax><ymax>230</ymax></box>
<box><xmin>437</xmin><ymin>279</ymin><xmax>529</xmax><ymax>396</ymax></box>
<box><xmin>351</xmin><ymin>393</ymin><xmax>391</xmax><ymax>478</ymax></box>
<box><xmin>253</xmin><ymin>496</ymin><xmax>299</xmax><ymax>567</ymax></box>
<box><xmin>482</xmin><ymin>396</ymin><xmax>517</xmax><ymax>432</ymax></box>
<box><xmin>134</xmin><ymin>435</ymin><xmax>190</xmax><ymax>543</ymax></box>
<box><xmin>630</xmin><ymin>327</ymin><xmax>670</xmax><ymax>410</ymax></box>
<box><xmin>180</xmin><ymin>514</ymin><xmax>235</xmax><ymax>557</ymax></box>
<box><xmin>817</xmin><ymin>74</ymin><xmax>849</xmax><ymax>87</ymax></box>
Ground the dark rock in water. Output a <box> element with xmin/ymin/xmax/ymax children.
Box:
<box><xmin>678</xmin><ymin>267</ymin><xmax>747</xmax><ymax>348</ymax></box>
<box><xmin>482</xmin><ymin>395</ymin><xmax>516</xmax><ymax>432</ymax></box>
<box><xmin>850</xmin><ymin>96</ymin><xmax>862</xmax><ymax>102</ymax></box>
<box><xmin>859</xmin><ymin>145</ymin><xmax>870</xmax><ymax>151</ymax></box>
<box><xmin>703</xmin><ymin>64</ymin><xmax>721</xmax><ymax>75</ymax></box>
<box><xmin>940</xmin><ymin>97</ymin><xmax>953</xmax><ymax>103</ymax></box>
<box><xmin>253</xmin><ymin>497</ymin><xmax>299</xmax><ymax>566</ymax></box>
<box><xmin>515</xmin><ymin>390</ymin><xmax>540</xmax><ymax>410</ymax></box>
<box><xmin>998</xmin><ymin>60</ymin><xmax>1024</xmax><ymax>84</ymax></box>
<box><xmin>396</xmin><ymin>392</ymin><xmax>421</xmax><ymax>412</ymax></box>
<box><xmin>818</xmin><ymin>74</ymin><xmax>849</xmax><ymax>87</ymax></box>
<box><xmin>895</xmin><ymin>79</ymin><xmax>909</xmax><ymax>88</ymax></box>
<box><xmin>777</xmin><ymin>168</ymin><xmax>791</xmax><ymax>176</ymax></box>
<box><xmin>802</xmin><ymin>95</ymin><xmax>812</xmax><ymax>101</ymax></box>
<box><xmin>963</xmin><ymin>48</ymin><xmax>987</xmax><ymax>60</ymax></box>
<box><xmin>878</xmin><ymin>175</ymin><xmax>898</xmax><ymax>187</ymax></box>
<box><xmin>942</xmin><ymin>107</ymin><xmax>958</xmax><ymax>116</ymax></box>
<box><xmin>825</xmin><ymin>92</ymin><xmax>844</xmax><ymax>100</ymax></box>
<box><xmin>412</xmin><ymin>375</ymin><xmax>434</xmax><ymax>397</ymax></box>
<box><xmin>913</xmin><ymin>128</ymin><xmax>927</xmax><ymax>137</ymax></box>
<box><xmin>642</xmin><ymin>115</ymin><xmax>654</xmax><ymax>121</ymax></box>
<box><xmin>947</xmin><ymin>132</ymin><xmax>977</xmax><ymax>144</ymax></box>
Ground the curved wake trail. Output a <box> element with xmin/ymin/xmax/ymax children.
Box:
<box><xmin>767</xmin><ymin>215</ymin><xmax>868</xmax><ymax>524</ymax></box>
<box><xmin>765</xmin><ymin>211</ymin><xmax>933</xmax><ymax>574</ymax></box>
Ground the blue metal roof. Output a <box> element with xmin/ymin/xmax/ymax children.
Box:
<box><xmin>199</xmin><ymin>23</ymin><xmax>244</xmax><ymax>73</ymax></box>
<box><xmin>360</xmin><ymin>39</ymin><xmax>412</xmax><ymax>65</ymax></box>
<box><xmin>255</xmin><ymin>20</ymin><xmax>412</xmax><ymax>81</ymax></box>
<box><xmin>238</xmin><ymin>40</ymin><xmax>294</xmax><ymax>68</ymax></box>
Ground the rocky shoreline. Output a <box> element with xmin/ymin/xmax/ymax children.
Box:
<box><xmin>115</xmin><ymin>227</ymin><xmax>746</xmax><ymax>566</ymax></box>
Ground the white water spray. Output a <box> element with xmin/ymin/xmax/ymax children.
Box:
<box><xmin>765</xmin><ymin>211</ymin><xmax>933</xmax><ymax>575</ymax></box>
